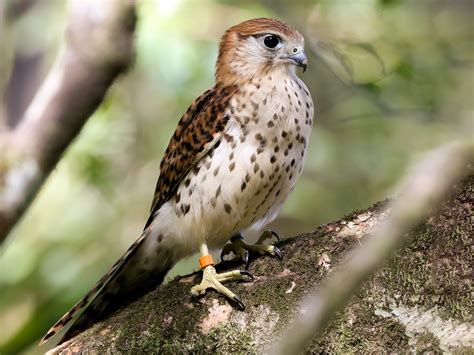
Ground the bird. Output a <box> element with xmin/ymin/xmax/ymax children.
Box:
<box><xmin>40</xmin><ymin>17</ymin><xmax>314</xmax><ymax>345</ymax></box>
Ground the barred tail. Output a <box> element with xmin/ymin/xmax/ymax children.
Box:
<box><xmin>40</xmin><ymin>230</ymin><xmax>173</xmax><ymax>345</ymax></box>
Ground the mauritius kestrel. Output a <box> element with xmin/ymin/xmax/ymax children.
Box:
<box><xmin>41</xmin><ymin>17</ymin><xmax>313</xmax><ymax>344</ymax></box>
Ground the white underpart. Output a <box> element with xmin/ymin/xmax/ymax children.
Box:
<box><xmin>148</xmin><ymin>66</ymin><xmax>314</xmax><ymax>263</ymax></box>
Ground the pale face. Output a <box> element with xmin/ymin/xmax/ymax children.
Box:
<box><xmin>244</xmin><ymin>32</ymin><xmax>307</xmax><ymax>71</ymax></box>
<box><xmin>224</xmin><ymin>32</ymin><xmax>307</xmax><ymax>82</ymax></box>
<box><xmin>215</xmin><ymin>18</ymin><xmax>308</xmax><ymax>85</ymax></box>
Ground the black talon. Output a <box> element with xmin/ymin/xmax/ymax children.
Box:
<box><xmin>257</xmin><ymin>229</ymin><xmax>280</xmax><ymax>244</ymax></box>
<box><xmin>270</xmin><ymin>230</ymin><xmax>280</xmax><ymax>242</ymax></box>
<box><xmin>232</xmin><ymin>295</ymin><xmax>245</xmax><ymax>310</ymax></box>
<box><xmin>243</xmin><ymin>250</ymin><xmax>250</xmax><ymax>269</ymax></box>
<box><xmin>221</xmin><ymin>242</ymin><xmax>238</xmax><ymax>262</ymax></box>
<box><xmin>273</xmin><ymin>246</ymin><xmax>283</xmax><ymax>260</ymax></box>
<box><xmin>220</xmin><ymin>248</ymin><xmax>228</xmax><ymax>262</ymax></box>
<box><xmin>240</xmin><ymin>270</ymin><xmax>254</xmax><ymax>282</ymax></box>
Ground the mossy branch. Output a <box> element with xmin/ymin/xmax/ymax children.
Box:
<box><xmin>272</xmin><ymin>141</ymin><xmax>473</xmax><ymax>354</ymax></box>
<box><xmin>45</xmin><ymin>173</ymin><xmax>473</xmax><ymax>354</ymax></box>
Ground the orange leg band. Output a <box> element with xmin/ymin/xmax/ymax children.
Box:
<box><xmin>199</xmin><ymin>255</ymin><xmax>214</xmax><ymax>269</ymax></box>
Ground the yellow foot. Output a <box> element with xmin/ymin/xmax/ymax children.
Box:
<box><xmin>221</xmin><ymin>230</ymin><xmax>283</xmax><ymax>269</ymax></box>
<box><xmin>191</xmin><ymin>265</ymin><xmax>253</xmax><ymax>309</ymax></box>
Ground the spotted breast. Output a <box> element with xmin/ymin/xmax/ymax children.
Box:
<box><xmin>156</xmin><ymin>67</ymin><xmax>313</xmax><ymax>256</ymax></box>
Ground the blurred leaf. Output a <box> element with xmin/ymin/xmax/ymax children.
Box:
<box><xmin>76</xmin><ymin>153</ymin><xmax>110</xmax><ymax>190</ymax></box>
<box><xmin>356</xmin><ymin>82</ymin><xmax>382</xmax><ymax>95</ymax></box>
<box><xmin>394</xmin><ymin>60</ymin><xmax>414</xmax><ymax>80</ymax></box>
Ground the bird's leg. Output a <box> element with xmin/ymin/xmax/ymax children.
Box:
<box><xmin>221</xmin><ymin>230</ymin><xmax>282</xmax><ymax>269</ymax></box>
<box><xmin>191</xmin><ymin>243</ymin><xmax>253</xmax><ymax>309</ymax></box>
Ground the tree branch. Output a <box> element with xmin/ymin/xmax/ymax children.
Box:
<box><xmin>45</xmin><ymin>169</ymin><xmax>473</xmax><ymax>354</ymax></box>
<box><xmin>0</xmin><ymin>0</ymin><xmax>136</xmax><ymax>243</ymax></box>
<box><xmin>271</xmin><ymin>141</ymin><xmax>473</xmax><ymax>354</ymax></box>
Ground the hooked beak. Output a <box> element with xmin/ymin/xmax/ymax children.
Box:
<box><xmin>288</xmin><ymin>50</ymin><xmax>308</xmax><ymax>73</ymax></box>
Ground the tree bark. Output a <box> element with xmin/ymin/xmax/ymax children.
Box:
<box><xmin>46</xmin><ymin>175</ymin><xmax>473</xmax><ymax>354</ymax></box>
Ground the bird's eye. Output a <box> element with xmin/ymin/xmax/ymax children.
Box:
<box><xmin>263</xmin><ymin>35</ymin><xmax>280</xmax><ymax>49</ymax></box>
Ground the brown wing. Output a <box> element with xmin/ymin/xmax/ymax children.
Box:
<box><xmin>40</xmin><ymin>85</ymin><xmax>238</xmax><ymax>345</ymax></box>
<box><xmin>144</xmin><ymin>84</ymin><xmax>238</xmax><ymax>228</ymax></box>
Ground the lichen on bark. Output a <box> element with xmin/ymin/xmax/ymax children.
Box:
<box><xmin>46</xmin><ymin>176</ymin><xmax>473</xmax><ymax>354</ymax></box>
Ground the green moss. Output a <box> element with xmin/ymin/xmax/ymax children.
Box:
<box><xmin>191</xmin><ymin>324</ymin><xmax>255</xmax><ymax>354</ymax></box>
<box><xmin>307</xmin><ymin>294</ymin><xmax>410</xmax><ymax>353</ymax></box>
<box><xmin>378</xmin><ymin>182</ymin><xmax>473</xmax><ymax>323</ymax></box>
<box><xmin>53</xmin><ymin>177</ymin><xmax>473</xmax><ymax>354</ymax></box>
<box><xmin>413</xmin><ymin>332</ymin><xmax>441</xmax><ymax>353</ymax></box>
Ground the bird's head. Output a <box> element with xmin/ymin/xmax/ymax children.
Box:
<box><xmin>215</xmin><ymin>18</ymin><xmax>307</xmax><ymax>86</ymax></box>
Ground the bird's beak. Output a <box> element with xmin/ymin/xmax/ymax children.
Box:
<box><xmin>289</xmin><ymin>50</ymin><xmax>308</xmax><ymax>73</ymax></box>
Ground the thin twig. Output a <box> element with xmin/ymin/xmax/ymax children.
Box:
<box><xmin>270</xmin><ymin>141</ymin><xmax>473</xmax><ymax>354</ymax></box>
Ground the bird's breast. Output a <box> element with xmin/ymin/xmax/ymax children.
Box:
<box><xmin>230</xmin><ymin>74</ymin><xmax>313</xmax><ymax>135</ymax></box>
<box><xmin>163</xmin><ymin>74</ymin><xmax>314</xmax><ymax>251</ymax></box>
<box><xmin>222</xmin><ymin>74</ymin><xmax>314</xmax><ymax>230</ymax></box>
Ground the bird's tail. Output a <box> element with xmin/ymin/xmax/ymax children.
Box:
<box><xmin>40</xmin><ymin>229</ymin><xmax>173</xmax><ymax>345</ymax></box>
